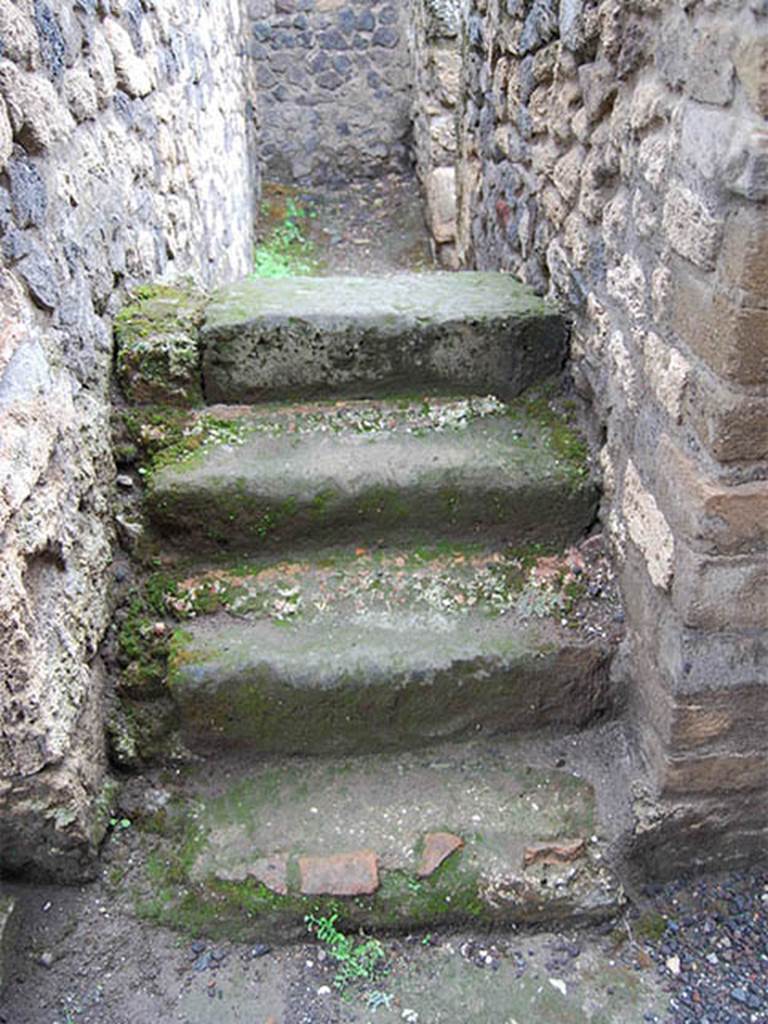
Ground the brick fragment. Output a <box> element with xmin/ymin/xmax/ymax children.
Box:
<box><xmin>523</xmin><ymin>838</ymin><xmax>586</xmax><ymax>867</ymax></box>
<box><xmin>655</xmin><ymin>435</ymin><xmax>768</xmax><ymax>555</ymax></box>
<box><xmin>686</xmin><ymin>369</ymin><xmax>768</xmax><ymax>463</ymax></box>
<box><xmin>672</xmin><ymin>545</ymin><xmax>768</xmax><ymax>630</ymax></box>
<box><xmin>417</xmin><ymin>832</ymin><xmax>464</xmax><ymax>877</ymax></box>
<box><xmin>669</xmin><ymin>685</ymin><xmax>768</xmax><ymax>754</ymax></box>
<box><xmin>299</xmin><ymin>850</ymin><xmax>379</xmax><ymax>896</ymax></box>
<box><xmin>662</xmin><ymin>754</ymin><xmax>768</xmax><ymax>796</ymax></box>
<box><xmin>719</xmin><ymin>207</ymin><xmax>768</xmax><ymax>305</ymax></box>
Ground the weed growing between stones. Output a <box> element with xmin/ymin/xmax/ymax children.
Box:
<box><xmin>305</xmin><ymin>911</ymin><xmax>387</xmax><ymax>990</ymax></box>
<box><xmin>253</xmin><ymin>193</ymin><xmax>319</xmax><ymax>277</ymax></box>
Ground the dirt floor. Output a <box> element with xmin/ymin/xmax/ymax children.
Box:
<box><xmin>0</xmin><ymin>864</ymin><xmax>664</xmax><ymax>1024</ymax></box>
<box><xmin>4</xmin><ymin>858</ymin><xmax>767</xmax><ymax>1024</ymax></box>
<box><xmin>6</xmin><ymin>846</ymin><xmax>768</xmax><ymax>1024</ymax></box>
<box><xmin>254</xmin><ymin>173</ymin><xmax>434</xmax><ymax>277</ymax></box>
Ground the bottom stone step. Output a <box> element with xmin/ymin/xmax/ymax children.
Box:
<box><xmin>134</xmin><ymin>741</ymin><xmax>625</xmax><ymax>942</ymax></box>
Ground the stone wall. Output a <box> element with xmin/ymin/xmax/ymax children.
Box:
<box><xmin>407</xmin><ymin>0</ymin><xmax>462</xmax><ymax>266</ymax></box>
<box><xmin>249</xmin><ymin>0</ymin><xmax>413</xmax><ymax>185</ymax></box>
<box><xmin>452</xmin><ymin>0</ymin><xmax>768</xmax><ymax>873</ymax></box>
<box><xmin>0</xmin><ymin>0</ymin><xmax>254</xmax><ymax>880</ymax></box>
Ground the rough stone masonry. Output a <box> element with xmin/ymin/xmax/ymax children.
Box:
<box><xmin>0</xmin><ymin>0</ymin><xmax>254</xmax><ymax>879</ymax></box>
<box><xmin>249</xmin><ymin>0</ymin><xmax>413</xmax><ymax>184</ymax></box>
<box><xmin>437</xmin><ymin>0</ymin><xmax>768</xmax><ymax>873</ymax></box>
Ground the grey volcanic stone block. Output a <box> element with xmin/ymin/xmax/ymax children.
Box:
<box><xmin>7</xmin><ymin>152</ymin><xmax>47</xmax><ymax>227</ymax></box>
<box><xmin>146</xmin><ymin>746</ymin><xmax>623</xmax><ymax>941</ymax></box>
<box><xmin>167</xmin><ymin>540</ymin><xmax>614</xmax><ymax>757</ymax></box>
<box><xmin>201</xmin><ymin>272</ymin><xmax>568</xmax><ymax>403</ymax></box>
<box><xmin>169</xmin><ymin>601</ymin><xmax>612</xmax><ymax>754</ymax></box>
<box><xmin>146</xmin><ymin>395</ymin><xmax>596</xmax><ymax>552</ymax></box>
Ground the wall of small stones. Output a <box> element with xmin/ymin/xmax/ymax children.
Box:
<box><xmin>249</xmin><ymin>0</ymin><xmax>413</xmax><ymax>185</ymax></box>
<box><xmin>0</xmin><ymin>0</ymin><xmax>255</xmax><ymax>880</ymax></box>
<box><xmin>452</xmin><ymin>0</ymin><xmax>768</xmax><ymax>873</ymax></box>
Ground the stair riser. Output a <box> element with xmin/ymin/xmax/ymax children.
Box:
<box><xmin>148</xmin><ymin>479</ymin><xmax>598</xmax><ymax>553</ymax></box>
<box><xmin>169</xmin><ymin>645</ymin><xmax>614</xmax><ymax>755</ymax></box>
<box><xmin>148</xmin><ymin>885</ymin><xmax>621</xmax><ymax>946</ymax></box>
<box><xmin>202</xmin><ymin>316</ymin><xmax>567</xmax><ymax>404</ymax></box>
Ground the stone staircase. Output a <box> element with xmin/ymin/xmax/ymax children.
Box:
<box><xmin>118</xmin><ymin>272</ymin><xmax>627</xmax><ymax>941</ymax></box>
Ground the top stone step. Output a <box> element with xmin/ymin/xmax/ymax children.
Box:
<box><xmin>201</xmin><ymin>273</ymin><xmax>566</xmax><ymax>404</ymax></box>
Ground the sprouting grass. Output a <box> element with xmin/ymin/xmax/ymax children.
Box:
<box><xmin>253</xmin><ymin>195</ymin><xmax>318</xmax><ymax>277</ymax></box>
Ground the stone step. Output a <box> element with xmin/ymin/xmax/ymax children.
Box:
<box><xmin>145</xmin><ymin>391</ymin><xmax>597</xmax><ymax>553</ymax></box>
<box><xmin>133</xmin><ymin>738</ymin><xmax>625</xmax><ymax>942</ymax></box>
<box><xmin>201</xmin><ymin>272</ymin><xmax>566</xmax><ymax>403</ymax></box>
<box><xmin>166</xmin><ymin>540</ymin><xmax>618</xmax><ymax>755</ymax></box>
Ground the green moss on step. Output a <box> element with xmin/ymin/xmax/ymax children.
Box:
<box><xmin>123</xmin><ymin>407</ymin><xmax>249</xmax><ymax>483</ymax></box>
<box><xmin>354</xmin><ymin>485</ymin><xmax>410</xmax><ymax>522</ymax></box>
<box><xmin>116</xmin><ymin>590</ymin><xmax>169</xmax><ymax>697</ymax></box>
<box><xmin>510</xmin><ymin>382</ymin><xmax>591</xmax><ymax>485</ymax></box>
<box><xmin>114</xmin><ymin>283</ymin><xmax>207</xmax><ymax>405</ymax></box>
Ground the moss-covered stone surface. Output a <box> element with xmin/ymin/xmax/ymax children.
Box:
<box><xmin>145</xmin><ymin>389</ymin><xmax>596</xmax><ymax>553</ymax></box>
<box><xmin>115</xmin><ymin>283</ymin><xmax>207</xmax><ymax>405</ymax></box>
<box><xmin>201</xmin><ymin>272</ymin><xmax>567</xmax><ymax>403</ymax></box>
<box><xmin>168</xmin><ymin>610</ymin><xmax>611</xmax><ymax>754</ymax></box>
<box><xmin>132</xmin><ymin>744</ymin><xmax>623</xmax><ymax>942</ymax></box>
<box><xmin>111</xmin><ymin>528</ymin><xmax>622</xmax><ymax>761</ymax></box>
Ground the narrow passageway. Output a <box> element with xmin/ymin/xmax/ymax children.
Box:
<box><xmin>1</xmin><ymin>156</ymin><xmax>663</xmax><ymax>1024</ymax></box>
<box><xmin>255</xmin><ymin>175</ymin><xmax>434</xmax><ymax>277</ymax></box>
<box><xmin>2</xmin><ymin>0</ymin><xmax>766</xmax><ymax>1021</ymax></box>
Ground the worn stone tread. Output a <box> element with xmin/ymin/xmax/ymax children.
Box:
<box><xmin>166</xmin><ymin>543</ymin><xmax>614</xmax><ymax>754</ymax></box>
<box><xmin>201</xmin><ymin>272</ymin><xmax>566</xmax><ymax>402</ymax></box>
<box><xmin>136</xmin><ymin>742</ymin><xmax>624</xmax><ymax>941</ymax></box>
<box><xmin>146</xmin><ymin>393</ymin><xmax>596</xmax><ymax>553</ymax></box>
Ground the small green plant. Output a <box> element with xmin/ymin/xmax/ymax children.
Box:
<box><xmin>636</xmin><ymin>910</ymin><xmax>668</xmax><ymax>942</ymax></box>
<box><xmin>305</xmin><ymin>911</ymin><xmax>386</xmax><ymax>990</ymax></box>
<box><xmin>253</xmin><ymin>195</ymin><xmax>318</xmax><ymax>277</ymax></box>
